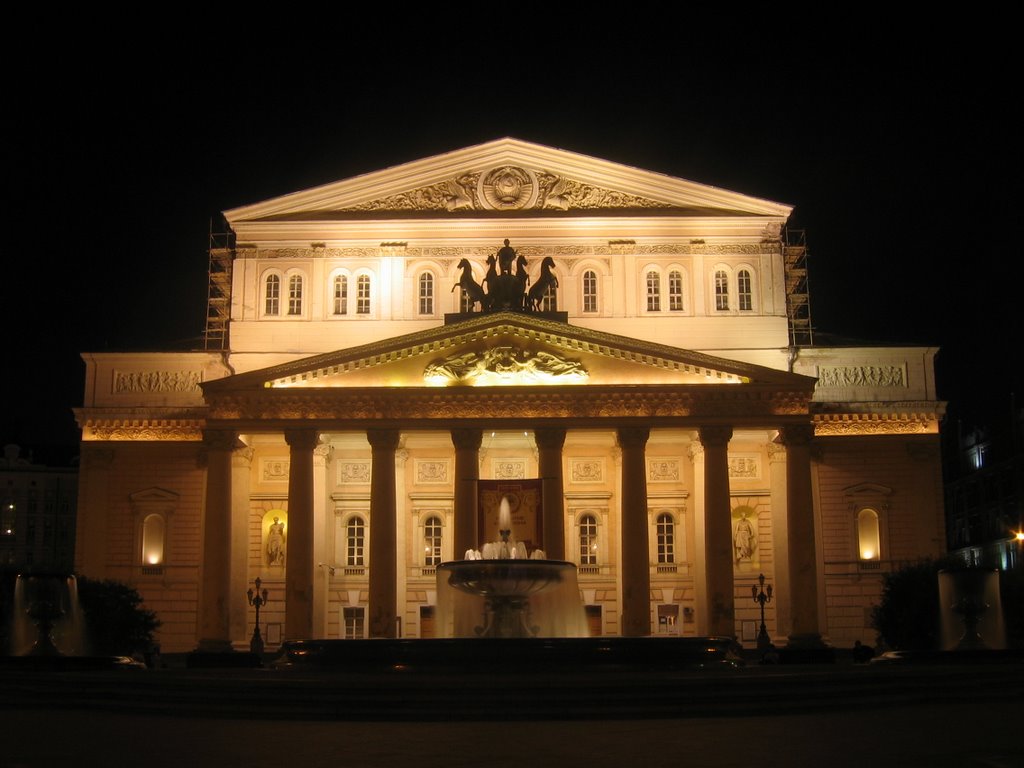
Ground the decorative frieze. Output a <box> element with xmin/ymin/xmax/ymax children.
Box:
<box><xmin>423</xmin><ymin>346</ymin><xmax>589</xmax><ymax>386</ymax></box>
<box><xmin>816</xmin><ymin>365</ymin><xmax>906</xmax><ymax>389</ymax></box>
<box><xmin>114</xmin><ymin>370</ymin><xmax>202</xmax><ymax>394</ymax></box>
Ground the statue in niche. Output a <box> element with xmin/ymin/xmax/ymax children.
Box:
<box><xmin>267</xmin><ymin>517</ymin><xmax>286</xmax><ymax>566</ymax></box>
<box><xmin>733</xmin><ymin>513</ymin><xmax>755</xmax><ymax>563</ymax></box>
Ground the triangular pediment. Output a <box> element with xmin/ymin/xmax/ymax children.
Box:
<box><xmin>205</xmin><ymin>313</ymin><xmax>813</xmax><ymax>393</ymax></box>
<box><xmin>224</xmin><ymin>138</ymin><xmax>792</xmax><ymax>223</ymax></box>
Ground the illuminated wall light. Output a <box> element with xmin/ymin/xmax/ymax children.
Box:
<box><xmin>857</xmin><ymin>508</ymin><xmax>880</xmax><ymax>560</ymax></box>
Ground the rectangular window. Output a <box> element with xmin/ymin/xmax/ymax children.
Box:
<box><xmin>288</xmin><ymin>275</ymin><xmax>303</xmax><ymax>315</ymax></box>
<box><xmin>343</xmin><ymin>607</ymin><xmax>365</xmax><ymax>639</ymax></box>
<box><xmin>418</xmin><ymin>273</ymin><xmax>434</xmax><ymax>315</ymax></box>
<box><xmin>333</xmin><ymin>276</ymin><xmax>348</xmax><ymax>315</ymax></box>
<box><xmin>646</xmin><ymin>272</ymin><xmax>661</xmax><ymax>311</ymax></box>
<box><xmin>715</xmin><ymin>271</ymin><xmax>729</xmax><ymax>311</ymax></box>
<box><xmin>738</xmin><ymin>270</ymin><xmax>752</xmax><ymax>311</ymax></box>
<box><xmin>669</xmin><ymin>271</ymin><xmax>683</xmax><ymax>311</ymax></box>
<box><xmin>265</xmin><ymin>275</ymin><xmax>280</xmax><ymax>315</ymax></box>
<box><xmin>582</xmin><ymin>271</ymin><xmax>598</xmax><ymax>313</ymax></box>
<box><xmin>357</xmin><ymin>276</ymin><xmax>371</xmax><ymax>315</ymax></box>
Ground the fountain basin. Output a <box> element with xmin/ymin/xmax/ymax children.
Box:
<box><xmin>436</xmin><ymin>559</ymin><xmax>588</xmax><ymax>638</ymax></box>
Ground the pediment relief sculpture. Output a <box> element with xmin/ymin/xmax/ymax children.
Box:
<box><xmin>348</xmin><ymin>166</ymin><xmax>672</xmax><ymax>212</ymax></box>
<box><xmin>423</xmin><ymin>346</ymin><xmax>589</xmax><ymax>386</ymax></box>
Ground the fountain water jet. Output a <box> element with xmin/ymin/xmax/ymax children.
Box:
<box><xmin>11</xmin><ymin>572</ymin><xmax>86</xmax><ymax>657</ymax></box>
<box><xmin>436</xmin><ymin>496</ymin><xmax>588</xmax><ymax>638</ymax></box>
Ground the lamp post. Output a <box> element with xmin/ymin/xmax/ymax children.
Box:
<box><xmin>247</xmin><ymin>577</ymin><xmax>269</xmax><ymax>655</ymax></box>
<box><xmin>751</xmin><ymin>573</ymin><xmax>773</xmax><ymax>651</ymax></box>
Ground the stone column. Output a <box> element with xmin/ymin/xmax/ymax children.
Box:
<box><xmin>368</xmin><ymin>428</ymin><xmax>400</xmax><ymax>638</ymax></box>
<box><xmin>284</xmin><ymin>428</ymin><xmax>319</xmax><ymax>642</ymax></box>
<box><xmin>535</xmin><ymin>427</ymin><xmax>567</xmax><ymax>559</ymax></box>
<box><xmin>617</xmin><ymin>426</ymin><xmax>651</xmax><ymax>637</ymax></box>
<box><xmin>76</xmin><ymin>447</ymin><xmax>114</xmax><ymax>576</ymax></box>
<box><xmin>779</xmin><ymin>423</ymin><xmax>824</xmax><ymax>646</ymax></box>
<box><xmin>313</xmin><ymin>443</ymin><xmax>333</xmax><ymax>639</ymax></box>
<box><xmin>699</xmin><ymin>425</ymin><xmax>734</xmax><ymax>638</ymax></box>
<box><xmin>228</xmin><ymin>445</ymin><xmax>253</xmax><ymax>646</ymax></box>
<box><xmin>451</xmin><ymin>429</ymin><xmax>482</xmax><ymax>557</ymax></box>
<box><xmin>198</xmin><ymin>429</ymin><xmax>237</xmax><ymax>652</ymax></box>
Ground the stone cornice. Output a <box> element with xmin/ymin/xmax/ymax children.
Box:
<box><xmin>205</xmin><ymin>384</ymin><xmax>812</xmax><ymax>428</ymax></box>
<box><xmin>812</xmin><ymin>402</ymin><xmax>942</xmax><ymax>436</ymax></box>
<box><xmin>207</xmin><ymin>312</ymin><xmax>809</xmax><ymax>392</ymax></box>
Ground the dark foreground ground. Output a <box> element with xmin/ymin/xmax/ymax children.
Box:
<box><xmin>2</xmin><ymin>652</ymin><xmax>1022</xmax><ymax>768</ymax></box>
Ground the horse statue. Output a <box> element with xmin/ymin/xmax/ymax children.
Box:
<box><xmin>453</xmin><ymin>258</ymin><xmax>485</xmax><ymax>311</ymax></box>
<box><xmin>483</xmin><ymin>254</ymin><xmax>499</xmax><ymax>311</ymax></box>
<box><xmin>514</xmin><ymin>254</ymin><xmax>530</xmax><ymax>310</ymax></box>
<box><xmin>527</xmin><ymin>256</ymin><xmax>558</xmax><ymax>311</ymax></box>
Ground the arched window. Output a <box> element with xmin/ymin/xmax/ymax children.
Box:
<box><xmin>714</xmin><ymin>270</ymin><xmax>730</xmax><ymax>311</ymax></box>
<box><xmin>646</xmin><ymin>270</ymin><xmax>661</xmax><ymax>311</ymax></box>
<box><xmin>288</xmin><ymin>274</ymin><xmax>303</xmax><ymax>315</ymax></box>
<box><xmin>346</xmin><ymin>517</ymin><xmax>366</xmax><ymax>566</ymax></box>
<box><xmin>541</xmin><ymin>281</ymin><xmax>557</xmax><ymax>312</ymax></box>
<box><xmin>265</xmin><ymin>274</ymin><xmax>280</xmax><ymax>316</ymax></box>
<box><xmin>418</xmin><ymin>272</ymin><xmax>434</xmax><ymax>315</ymax></box>
<box><xmin>738</xmin><ymin>269</ymin><xmax>752</xmax><ymax>311</ymax></box>
<box><xmin>333</xmin><ymin>275</ymin><xmax>348</xmax><ymax>315</ymax></box>
<box><xmin>582</xmin><ymin>270</ymin><xmax>598</xmax><ymax>313</ymax></box>
<box><xmin>668</xmin><ymin>270</ymin><xmax>684</xmax><ymax>311</ymax></box>
<box><xmin>656</xmin><ymin>513</ymin><xmax>675</xmax><ymax>564</ymax></box>
<box><xmin>356</xmin><ymin>275</ymin><xmax>371</xmax><ymax>315</ymax></box>
<box><xmin>423</xmin><ymin>515</ymin><xmax>442</xmax><ymax>566</ymax></box>
<box><xmin>857</xmin><ymin>508</ymin><xmax>881</xmax><ymax>560</ymax></box>
<box><xmin>579</xmin><ymin>514</ymin><xmax>598</xmax><ymax>565</ymax></box>
<box><xmin>141</xmin><ymin>513</ymin><xmax>165</xmax><ymax>565</ymax></box>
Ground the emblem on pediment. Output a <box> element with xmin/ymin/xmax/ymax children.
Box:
<box><xmin>423</xmin><ymin>346</ymin><xmax>588</xmax><ymax>386</ymax></box>
<box><xmin>347</xmin><ymin>166</ymin><xmax>671</xmax><ymax>212</ymax></box>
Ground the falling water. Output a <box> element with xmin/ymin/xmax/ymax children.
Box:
<box><xmin>11</xmin><ymin>573</ymin><xmax>87</xmax><ymax>656</ymax></box>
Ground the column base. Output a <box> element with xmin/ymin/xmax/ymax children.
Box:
<box><xmin>780</xmin><ymin>633</ymin><xmax>835</xmax><ymax>664</ymax></box>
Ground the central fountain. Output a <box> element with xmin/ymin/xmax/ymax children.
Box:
<box><xmin>436</xmin><ymin>496</ymin><xmax>588</xmax><ymax>638</ymax></box>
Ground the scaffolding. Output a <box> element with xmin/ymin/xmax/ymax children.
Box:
<box><xmin>783</xmin><ymin>228</ymin><xmax>814</xmax><ymax>347</ymax></box>
<box><xmin>205</xmin><ymin>216</ymin><xmax>235</xmax><ymax>350</ymax></box>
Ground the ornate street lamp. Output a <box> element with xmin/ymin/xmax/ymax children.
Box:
<box><xmin>751</xmin><ymin>573</ymin><xmax>773</xmax><ymax>651</ymax></box>
<box><xmin>247</xmin><ymin>577</ymin><xmax>269</xmax><ymax>655</ymax></box>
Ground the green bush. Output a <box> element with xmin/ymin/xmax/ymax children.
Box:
<box><xmin>871</xmin><ymin>557</ymin><xmax>958</xmax><ymax>650</ymax></box>
<box><xmin>76</xmin><ymin>576</ymin><xmax>160</xmax><ymax>656</ymax></box>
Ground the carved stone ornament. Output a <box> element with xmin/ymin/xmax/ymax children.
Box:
<box><xmin>480</xmin><ymin>166</ymin><xmax>537</xmax><ymax>210</ymax></box>
<box><xmin>570</xmin><ymin>459</ymin><xmax>604</xmax><ymax>483</ymax></box>
<box><xmin>493</xmin><ymin>459</ymin><xmax>527</xmax><ymax>480</ymax></box>
<box><xmin>423</xmin><ymin>346</ymin><xmax>588</xmax><ymax>386</ymax></box>
<box><xmin>728</xmin><ymin>455</ymin><xmax>761</xmax><ymax>479</ymax></box>
<box><xmin>415</xmin><ymin>459</ymin><xmax>450</xmax><ymax>484</ymax></box>
<box><xmin>647</xmin><ymin>458</ymin><xmax>681</xmax><ymax>483</ymax></box>
<box><xmin>339</xmin><ymin>461</ymin><xmax>371</xmax><ymax>484</ymax></box>
<box><xmin>261</xmin><ymin>458</ymin><xmax>290</xmax><ymax>483</ymax></box>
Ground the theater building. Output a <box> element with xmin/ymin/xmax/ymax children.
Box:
<box><xmin>74</xmin><ymin>139</ymin><xmax>945</xmax><ymax>652</ymax></box>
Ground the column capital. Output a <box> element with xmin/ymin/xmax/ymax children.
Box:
<box><xmin>534</xmin><ymin>427</ymin><xmax>567</xmax><ymax>451</ymax></box>
<box><xmin>698</xmin><ymin>425</ymin><xmax>733</xmax><ymax>448</ymax></box>
<box><xmin>616</xmin><ymin>426</ymin><xmax>650</xmax><ymax>449</ymax></box>
<box><xmin>284</xmin><ymin>428</ymin><xmax>321</xmax><ymax>451</ymax></box>
<box><xmin>778</xmin><ymin>423</ymin><xmax>815</xmax><ymax>448</ymax></box>
<box><xmin>451</xmin><ymin>428</ymin><xmax>483</xmax><ymax>451</ymax></box>
<box><xmin>366</xmin><ymin>428</ymin><xmax>401</xmax><ymax>451</ymax></box>
<box><xmin>202</xmin><ymin>428</ymin><xmax>239</xmax><ymax>452</ymax></box>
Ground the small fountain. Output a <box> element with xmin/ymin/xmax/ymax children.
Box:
<box><xmin>938</xmin><ymin>568</ymin><xmax>1006</xmax><ymax>651</ymax></box>
<box><xmin>11</xmin><ymin>572</ymin><xmax>86</xmax><ymax>657</ymax></box>
<box><xmin>436</xmin><ymin>497</ymin><xmax>587</xmax><ymax>638</ymax></box>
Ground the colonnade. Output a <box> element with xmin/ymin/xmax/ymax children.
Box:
<box><xmin>196</xmin><ymin>422</ymin><xmax>823</xmax><ymax>650</ymax></box>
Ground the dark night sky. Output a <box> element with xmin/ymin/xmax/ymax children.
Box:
<box><xmin>5</xmin><ymin>29</ymin><xmax>1018</xmax><ymax>460</ymax></box>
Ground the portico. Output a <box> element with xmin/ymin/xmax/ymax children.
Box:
<box><xmin>196</xmin><ymin>312</ymin><xmax>821</xmax><ymax>646</ymax></box>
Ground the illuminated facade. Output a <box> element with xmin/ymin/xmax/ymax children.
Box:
<box><xmin>74</xmin><ymin>139</ymin><xmax>946</xmax><ymax>652</ymax></box>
